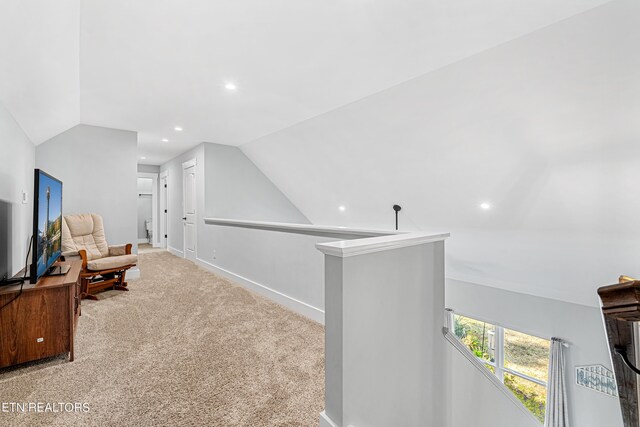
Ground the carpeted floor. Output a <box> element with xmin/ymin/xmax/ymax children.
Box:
<box><xmin>138</xmin><ymin>243</ymin><xmax>165</xmax><ymax>254</ymax></box>
<box><xmin>0</xmin><ymin>251</ymin><xmax>325</xmax><ymax>426</ymax></box>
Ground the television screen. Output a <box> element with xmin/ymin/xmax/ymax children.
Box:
<box><xmin>31</xmin><ymin>169</ymin><xmax>63</xmax><ymax>282</ymax></box>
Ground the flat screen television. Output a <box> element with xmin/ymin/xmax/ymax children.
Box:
<box><xmin>30</xmin><ymin>169</ymin><xmax>63</xmax><ymax>283</ymax></box>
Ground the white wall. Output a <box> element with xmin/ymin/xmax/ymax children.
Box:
<box><xmin>35</xmin><ymin>124</ymin><xmax>138</xmax><ymax>251</ymax></box>
<box><xmin>160</xmin><ymin>142</ymin><xmax>309</xmax><ymax>254</ymax></box>
<box><xmin>137</xmin><ymin>177</ymin><xmax>153</xmax><ymax>194</ymax></box>
<box><xmin>204</xmin><ymin>143</ymin><xmax>308</xmax><ymax>223</ymax></box>
<box><xmin>447</xmin><ymin>343</ymin><xmax>540</xmax><ymax>427</ymax></box>
<box><xmin>321</xmin><ymin>239</ymin><xmax>448</xmax><ymax>427</ymax></box>
<box><xmin>137</xmin><ymin>164</ymin><xmax>160</xmax><ymax>174</ymax></box>
<box><xmin>196</xmin><ymin>224</ymin><xmax>369</xmax><ymax>322</ymax></box>
<box><xmin>240</xmin><ymin>0</ymin><xmax>640</xmax><ymax>308</ymax></box>
<box><xmin>0</xmin><ymin>103</ymin><xmax>35</xmax><ymax>278</ymax></box>
<box><xmin>446</xmin><ymin>278</ymin><xmax>623</xmax><ymax>427</ymax></box>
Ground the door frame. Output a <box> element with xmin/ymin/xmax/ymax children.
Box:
<box><xmin>137</xmin><ymin>172</ymin><xmax>159</xmax><ymax>247</ymax></box>
<box><xmin>182</xmin><ymin>158</ymin><xmax>197</xmax><ymax>259</ymax></box>
<box><xmin>159</xmin><ymin>170</ymin><xmax>169</xmax><ymax>249</ymax></box>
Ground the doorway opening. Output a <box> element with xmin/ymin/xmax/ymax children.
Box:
<box><xmin>137</xmin><ymin>172</ymin><xmax>159</xmax><ymax>248</ymax></box>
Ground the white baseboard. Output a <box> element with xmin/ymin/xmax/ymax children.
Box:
<box><xmin>168</xmin><ymin>246</ymin><xmax>184</xmax><ymax>257</ymax></box>
<box><xmin>320</xmin><ymin>411</ymin><xmax>339</xmax><ymax>427</ymax></box>
<box><xmin>128</xmin><ymin>267</ymin><xmax>141</xmax><ymax>280</ymax></box>
<box><xmin>195</xmin><ymin>257</ymin><xmax>324</xmax><ymax>324</ymax></box>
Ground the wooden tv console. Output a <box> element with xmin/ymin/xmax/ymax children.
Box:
<box><xmin>0</xmin><ymin>259</ymin><xmax>82</xmax><ymax>369</ymax></box>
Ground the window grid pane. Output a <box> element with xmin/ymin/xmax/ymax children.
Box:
<box><xmin>453</xmin><ymin>314</ymin><xmax>496</xmax><ymax>364</ymax></box>
<box><xmin>504</xmin><ymin>328</ymin><xmax>550</xmax><ymax>383</ymax></box>
<box><xmin>452</xmin><ymin>313</ymin><xmax>549</xmax><ymax>423</ymax></box>
<box><xmin>504</xmin><ymin>373</ymin><xmax>547</xmax><ymax>423</ymax></box>
<box><xmin>505</xmin><ymin>368</ymin><xmax>546</xmax><ymax>385</ymax></box>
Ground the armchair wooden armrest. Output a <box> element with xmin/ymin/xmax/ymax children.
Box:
<box><xmin>78</xmin><ymin>249</ymin><xmax>88</xmax><ymax>269</ymax></box>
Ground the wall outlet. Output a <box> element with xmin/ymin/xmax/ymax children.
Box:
<box><xmin>22</xmin><ymin>191</ymin><xmax>28</xmax><ymax>204</ymax></box>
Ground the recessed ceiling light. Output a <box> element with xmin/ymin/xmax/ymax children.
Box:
<box><xmin>224</xmin><ymin>82</ymin><xmax>237</xmax><ymax>91</ymax></box>
<box><xmin>338</xmin><ymin>205</ymin><xmax>346</xmax><ymax>212</ymax></box>
<box><xmin>162</xmin><ymin>138</ymin><xmax>169</xmax><ymax>142</ymax></box>
<box><xmin>174</xmin><ymin>126</ymin><xmax>183</xmax><ymax>132</ymax></box>
<box><xmin>140</xmin><ymin>156</ymin><xmax>147</xmax><ymax>160</ymax></box>
<box><xmin>480</xmin><ymin>202</ymin><xmax>491</xmax><ymax>210</ymax></box>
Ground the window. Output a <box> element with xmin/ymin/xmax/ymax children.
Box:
<box><xmin>453</xmin><ymin>313</ymin><xmax>550</xmax><ymax>423</ymax></box>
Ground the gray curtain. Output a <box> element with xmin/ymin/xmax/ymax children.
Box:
<box><xmin>545</xmin><ymin>337</ymin><xmax>569</xmax><ymax>427</ymax></box>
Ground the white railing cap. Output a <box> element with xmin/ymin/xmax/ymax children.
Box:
<box><xmin>316</xmin><ymin>231</ymin><xmax>449</xmax><ymax>258</ymax></box>
<box><xmin>204</xmin><ymin>217</ymin><xmax>403</xmax><ymax>238</ymax></box>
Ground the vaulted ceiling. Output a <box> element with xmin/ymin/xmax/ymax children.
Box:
<box><xmin>0</xmin><ymin>0</ymin><xmax>613</xmax><ymax>165</ymax></box>
<box><xmin>242</xmin><ymin>0</ymin><xmax>640</xmax><ymax>306</ymax></box>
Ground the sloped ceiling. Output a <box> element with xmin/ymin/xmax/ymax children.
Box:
<box><xmin>241</xmin><ymin>0</ymin><xmax>640</xmax><ymax>307</ymax></box>
<box><xmin>0</xmin><ymin>0</ymin><xmax>80</xmax><ymax>144</ymax></box>
<box><xmin>1</xmin><ymin>0</ymin><xmax>613</xmax><ymax>163</ymax></box>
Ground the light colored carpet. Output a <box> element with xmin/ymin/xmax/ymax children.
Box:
<box><xmin>0</xmin><ymin>251</ymin><xmax>325</xmax><ymax>426</ymax></box>
<box><xmin>138</xmin><ymin>243</ymin><xmax>164</xmax><ymax>254</ymax></box>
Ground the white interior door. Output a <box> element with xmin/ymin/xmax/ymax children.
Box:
<box><xmin>182</xmin><ymin>160</ymin><xmax>197</xmax><ymax>261</ymax></box>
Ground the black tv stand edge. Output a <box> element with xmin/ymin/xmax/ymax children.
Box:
<box><xmin>47</xmin><ymin>264</ymin><xmax>71</xmax><ymax>277</ymax></box>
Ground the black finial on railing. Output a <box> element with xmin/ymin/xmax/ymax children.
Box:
<box><xmin>393</xmin><ymin>205</ymin><xmax>402</xmax><ymax>230</ymax></box>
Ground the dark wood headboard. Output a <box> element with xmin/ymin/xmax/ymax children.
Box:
<box><xmin>598</xmin><ymin>276</ymin><xmax>640</xmax><ymax>426</ymax></box>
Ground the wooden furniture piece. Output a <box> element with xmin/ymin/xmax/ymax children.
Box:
<box><xmin>0</xmin><ymin>259</ymin><xmax>82</xmax><ymax>369</ymax></box>
<box><xmin>78</xmin><ymin>243</ymin><xmax>135</xmax><ymax>300</ymax></box>
<box><xmin>598</xmin><ymin>276</ymin><xmax>640</xmax><ymax>427</ymax></box>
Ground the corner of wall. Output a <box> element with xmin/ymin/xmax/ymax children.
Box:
<box><xmin>0</xmin><ymin>102</ymin><xmax>36</xmax><ymax>277</ymax></box>
<box><xmin>204</xmin><ymin>141</ymin><xmax>310</xmax><ymax>223</ymax></box>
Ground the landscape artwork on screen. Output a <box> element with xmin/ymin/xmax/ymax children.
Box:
<box><xmin>35</xmin><ymin>172</ymin><xmax>62</xmax><ymax>278</ymax></box>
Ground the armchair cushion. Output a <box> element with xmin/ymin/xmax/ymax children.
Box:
<box><xmin>87</xmin><ymin>254</ymin><xmax>138</xmax><ymax>271</ymax></box>
<box><xmin>109</xmin><ymin>245</ymin><xmax>129</xmax><ymax>256</ymax></box>
<box><xmin>62</xmin><ymin>213</ymin><xmax>109</xmax><ymax>261</ymax></box>
<box><xmin>62</xmin><ymin>250</ymin><xmax>80</xmax><ymax>258</ymax></box>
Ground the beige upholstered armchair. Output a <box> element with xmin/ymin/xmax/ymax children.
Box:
<box><xmin>62</xmin><ymin>213</ymin><xmax>137</xmax><ymax>300</ymax></box>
